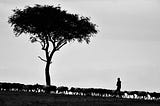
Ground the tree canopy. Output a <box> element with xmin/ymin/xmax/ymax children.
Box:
<box><xmin>8</xmin><ymin>5</ymin><xmax>97</xmax><ymax>47</ymax></box>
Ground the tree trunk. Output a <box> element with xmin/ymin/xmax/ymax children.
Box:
<box><xmin>45</xmin><ymin>60</ymin><xmax>51</xmax><ymax>86</ymax></box>
<box><xmin>44</xmin><ymin>48</ymin><xmax>55</xmax><ymax>86</ymax></box>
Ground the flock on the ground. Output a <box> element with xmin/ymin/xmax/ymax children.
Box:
<box><xmin>0</xmin><ymin>82</ymin><xmax>160</xmax><ymax>100</ymax></box>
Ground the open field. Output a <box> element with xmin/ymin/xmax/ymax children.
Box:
<box><xmin>0</xmin><ymin>91</ymin><xmax>160</xmax><ymax>106</ymax></box>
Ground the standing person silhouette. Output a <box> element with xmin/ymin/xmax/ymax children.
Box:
<box><xmin>115</xmin><ymin>78</ymin><xmax>121</xmax><ymax>97</ymax></box>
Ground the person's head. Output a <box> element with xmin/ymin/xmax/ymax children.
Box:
<box><xmin>117</xmin><ymin>78</ymin><xmax>120</xmax><ymax>81</ymax></box>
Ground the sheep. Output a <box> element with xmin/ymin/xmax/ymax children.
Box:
<box><xmin>69</xmin><ymin>87</ymin><xmax>76</xmax><ymax>95</ymax></box>
<box><xmin>24</xmin><ymin>85</ymin><xmax>35</xmax><ymax>92</ymax></box>
<box><xmin>106</xmin><ymin>90</ymin><xmax>116</xmax><ymax>97</ymax></box>
<box><xmin>57</xmin><ymin>86</ymin><xmax>68</xmax><ymax>94</ymax></box>
<box><xmin>83</xmin><ymin>88</ymin><xmax>94</xmax><ymax>96</ymax></box>
<box><xmin>93</xmin><ymin>88</ymin><xmax>103</xmax><ymax>96</ymax></box>
<box><xmin>124</xmin><ymin>91</ymin><xmax>137</xmax><ymax>99</ymax></box>
<box><xmin>0</xmin><ymin>83</ymin><xmax>11</xmax><ymax>91</ymax></box>
<box><xmin>76</xmin><ymin>88</ymin><xmax>84</xmax><ymax>96</ymax></box>
<box><xmin>135</xmin><ymin>91</ymin><xmax>149</xmax><ymax>99</ymax></box>
<box><xmin>94</xmin><ymin>88</ymin><xmax>108</xmax><ymax>97</ymax></box>
<box><xmin>32</xmin><ymin>84</ymin><xmax>45</xmax><ymax>93</ymax></box>
<box><xmin>11</xmin><ymin>83</ymin><xmax>24</xmax><ymax>91</ymax></box>
<box><xmin>148</xmin><ymin>92</ymin><xmax>160</xmax><ymax>100</ymax></box>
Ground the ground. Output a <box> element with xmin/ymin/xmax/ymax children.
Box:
<box><xmin>0</xmin><ymin>91</ymin><xmax>160</xmax><ymax>106</ymax></box>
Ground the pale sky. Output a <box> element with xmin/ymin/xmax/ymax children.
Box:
<box><xmin>0</xmin><ymin>0</ymin><xmax>160</xmax><ymax>92</ymax></box>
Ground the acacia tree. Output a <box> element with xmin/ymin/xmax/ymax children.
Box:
<box><xmin>8</xmin><ymin>4</ymin><xmax>98</xmax><ymax>86</ymax></box>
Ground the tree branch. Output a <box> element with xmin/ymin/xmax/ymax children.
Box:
<box><xmin>40</xmin><ymin>41</ymin><xmax>46</xmax><ymax>50</ymax></box>
<box><xmin>38</xmin><ymin>56</ymin><xmax>47</xmax><ymax>62</ymax></box>
<box><xmin>56</xmin><ymin>41</ymin><xmax>67</xmax><ymax>51</ymax></box>
<box><xmin>44</xmin><ymin>36</ymin><xmax>50</xmax><ymax>59</ymax></box>
<box><xmin>50</xmin><ymin>39</ymin><xmax>56</xmax><ymax>49</ymax></box>
<box><xmin>38</xmin><ymin>56</ymin><xmax>52</xmax><ymax>64</ymax></box>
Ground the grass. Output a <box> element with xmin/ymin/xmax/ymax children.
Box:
<box><xmin>0</xmin><ymin>91</ymin><xmax>160</xmax><ymax>106</ymax></box>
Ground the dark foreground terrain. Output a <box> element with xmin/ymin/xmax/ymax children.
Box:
<box><xmin>0</xmin><ymin>91</ymin><xmax>160</xmax><ymax>106</ymax></box>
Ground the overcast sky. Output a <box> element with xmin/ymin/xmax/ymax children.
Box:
<box><xmin>0</xmin><ymin>0</ymin><xmax>160</xmax><ymax>92</ymax></box>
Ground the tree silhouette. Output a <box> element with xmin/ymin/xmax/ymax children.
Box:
<box><xmin>8</xmin><ymin>4</ymin><xmax>98</xmax><ymax>86</ymax></box>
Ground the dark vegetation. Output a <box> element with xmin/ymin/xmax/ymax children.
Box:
<box><xmin>8</xmin><ymin>4</ymin><xmax>98</xmax><ymax>86</ymax></box>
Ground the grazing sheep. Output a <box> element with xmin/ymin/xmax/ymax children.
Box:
<box><xmin>124</xmin><ymin>91</ymin><xmax>137</xmax><ymax>98</ymax></box>
<box><xmin>23</xmin><ymin>84</ymin><xmax>39</xmax><ymax>92</ymax></box>
<box><xmin>95</xmin><ymin>88</ymin><xmax>108</xmax><ymax>97</ymax></box>
<box><xmin>33</xmin><ymin>84</ymin><xmax>45</xmax><ymax>93</ymax></box>
<box><xmin>57</xmin><ymin>86</ymin><xmax>68</xmax><ymax>94</ymax></box>
<box><xmin>135</xmin><ymin>91</ymin><xmax>149</xmax><ymax>99</ymax></box>
<box><xmin>84</xmin><ymin>88</ymin><xmax>94</xmax><ymax>96</ymax></box>
<box><xmin>69</xmin><ymin>87</ymin><xmax>76</xmax><ymax>95</ymax></box>
<box><xmin>76</xmin><ymin>88</ymin><xmax>84</xmax><ymax>96</ymax></box>
<box><xmin>93</xmin><ymin>88</ymin><xmax>103</xmax><ymax>96</ymax></box>
<box><xmin>69</xmin><ymin>87</ymin><xmax>86</xmax><ymax>96</ymax></box>
<box><xmin>0</xmin><ymin>83</ymin><xmax>2</xmax><ymax>91</ymax></box>
<box><xmin>0</xmin><ymin>83</ymin><xmax>11</xmax><ymax>91</ymax></box>
<box><xmin>27</xmin><ymin>85</ymin><xmax>35</xmax><ymax>92</ymax></box>
<box><xmin>148</xmin><ymin>92</ymin><xmax>160</xmax><ymax>100</ymax></box>
<box><xmin>106</xmin><ymin>90</ymin><xmax>115</xmax><ymax>97</ymax></box>
<box><xmin>11</xmin><ymin>83</ymin><xmax>24</xmax><ymax>91</ymax></box>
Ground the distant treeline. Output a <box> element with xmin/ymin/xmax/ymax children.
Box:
<box><xmin>0</xmin><ymin>82</ymin><xmax>159</xmax><ymax>100</ymax></box>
